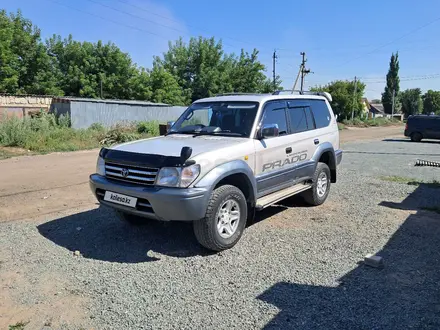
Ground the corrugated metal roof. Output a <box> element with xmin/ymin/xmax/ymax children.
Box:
<box><xmin>53</xmin><ymin>96</ymin><xmax>171</xmax><ymax>107</ymax></box>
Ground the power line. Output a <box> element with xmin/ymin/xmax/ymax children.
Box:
<box><xmin>47</xmin><ymin>0</ymin><xmax>275</xmax><ymax>56</ymax></box>
<box><xmin>114</xmin><ymin>0</ymin><xmax>267</xmax><ymax>51</ymax></box>
<box><xmin>336</xmin><ymin>16</ymin><xmax>440</xmax><ymax>67</ymax></box>
<box><xmin>46</xmin><ymin>0</ymin><xmax>169</xmax><ymax>40</ymax></box>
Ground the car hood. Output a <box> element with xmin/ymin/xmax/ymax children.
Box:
<box><xmin>111</xmin><ymin>134</ymin><xmax>248</xmax><ymax>157</ymax></box>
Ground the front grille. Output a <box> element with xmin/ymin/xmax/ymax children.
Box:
<box><xmin>105</xmin><ymin>161</ymin><xmax>159</xmax><ymax>186</ymax></box>
<box><xmin>96</xmin><ymin>188</ymin><xmax>154</xmax><ymax>214</ymax></box>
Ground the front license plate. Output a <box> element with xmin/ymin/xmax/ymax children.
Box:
<box><xmin>104</xmin><ymin>191</ymin><xmax>137</xmax><ymax>208</ymax></box>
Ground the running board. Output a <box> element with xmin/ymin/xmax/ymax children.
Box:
<box><xmin>256</xmin><ymin>183</ymin><xmax>312</xmax><ymax>210</ymax></box>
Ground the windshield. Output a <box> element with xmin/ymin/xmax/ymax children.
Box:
<box><xmin>169</xmin><ymin>101</ymin><xmax>259</xmax><ymax>138</ymax></box>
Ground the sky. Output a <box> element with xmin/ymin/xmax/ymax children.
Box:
<box><xmin>2</xmin><ymin>0</ymin><xmax>440</xmax><ymax>100</ymax></box>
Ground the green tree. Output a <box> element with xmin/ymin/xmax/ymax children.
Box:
<box><xmin>422</xmin><ymin>90</ymin><xmax>440</xmax><ymax>115</ymax></box>
<box><xmin>46</xmin><ymin>35</ymin><xmax>139</xmax><ymax>99</ymax></box>
<box><xmin>231</xmin><ymin>49</ymin><xmax>281</xmax><ymax>93</ymax></box>
<box><xmin>311</xmin><ymin>79</ymin><xmax>366</xmax><ymax>120</ymax></box>
<box><xmin>156</xmin><ymin>36</ymin><xmax>277</xmax><ymax>103</ymax></box>
<box><xmin>382</xmin><ymin>52</ymin><xmax>400</xmax><ymax>114</ymax></box>
<box><xmin>149</xmin><ymin>65</ymin><xmax>185</xmax><ymax>105</ymax></box>
<box><xmin>128</xmin><ymin>68</ymin><xmax>152</xmax><ymax>101</ymax></box>
<box><xmin>0</xmin><ymin>10</ymin><xmax>63</xmax><ymax>95</ymax></box>
<box><xmin>400</xmin><ymin>88</ymin><xmax>423</xmax><ymax>117</ymax></box>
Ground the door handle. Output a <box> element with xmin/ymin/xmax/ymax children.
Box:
<box><xmin>314</xmin><ymin>139</ymin><xmax>319</xmax><ymax>145</ymax></box>
<box><xmin>286</xmin><ymin>147</ymin><xmax>292</xmax><ymax>154</ymax></box>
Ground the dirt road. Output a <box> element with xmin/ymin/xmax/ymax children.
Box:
<box><xmin>0</xmin><ymin>126</ymin><xmax>404</xmax><ymax>222</ymax></box>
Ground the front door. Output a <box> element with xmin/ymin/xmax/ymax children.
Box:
<box><xmin>254</xmin><ymin>100</ymin><xmax>292</xmax><ymax>197</ymax></box>
<box><xmin>285</xmin><ymin>100</ymin><xmax>319</xmax><ymax>181</ymax></box>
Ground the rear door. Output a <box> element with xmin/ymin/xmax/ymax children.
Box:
<box><xmin>431</xmin><ymin>118</ymin><xmax>440</xmax><ymax>139</ymax></box>
<box><xmin>308</xmin><ymin>99</ymin><xmax>339</xmax><ymax>150</ymax></box>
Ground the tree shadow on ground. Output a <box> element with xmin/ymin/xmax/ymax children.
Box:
<box><xmin>258</xmin><ymin>183</ymin><xmax>440</xmax><ymax>329</ymax></box>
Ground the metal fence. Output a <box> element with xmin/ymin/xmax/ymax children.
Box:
<box><xmin>50</xmin><ymin>98</ymin><xmax>187</xmax><ymax>129</ymax></box>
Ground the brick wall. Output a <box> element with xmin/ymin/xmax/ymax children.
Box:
<box><xmin>0</xmin><ymin>95</ymin><xmax>53</xmax><ymax>118</ymax></box>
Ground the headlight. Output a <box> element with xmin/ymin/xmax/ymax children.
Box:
<box><xmin>156</xmin><ymin>164</ymin><xmax>200</xmax><ymax>188</ymax></box>
<box><xmin>156</xmin><ymin>167</ymin><xmax>180</xmax><ymax>187</ymax></box>
<box><xmin>96</xmin><ymin>156</ymin><xmax>106</xmax><ymax>176</ymax></box>
<box><xmin>180</xmin><ymin>164</ymin><xmax>201</xmax><ymax>187</ymax></box>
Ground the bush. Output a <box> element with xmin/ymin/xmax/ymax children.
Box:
<box><xmin>57</xmin><ymin>114</ymin><xmax>71</xmax><ymax>128</ymax></box>
<box><xmin>341</xmin><ymin>116</ymin><xmax>402</xmax><ymax>128</ymax></box>
<box><xmin>0</xmin><ymin>115</ymin><xmax>163</xmax><ymax>155</ymax></box>
<box><xmin>99</xmin><ymin>124</ymin><xmax>140</xmax><ymax>146</ymax></box>
<box><xmin>89</xmin><ymin>122</ymin><xmax>106</xmax><ymax>132</ymax></box>
<box><xmin>136</xmin><ymin>120</ymin><xmax>160</xmax><ymax>136</ymax></box>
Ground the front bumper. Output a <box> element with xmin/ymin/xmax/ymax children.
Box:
<box><xmin>89</xmin><ymin>174</ymin><xmax>210</xmax><ymax>221</ymax></box>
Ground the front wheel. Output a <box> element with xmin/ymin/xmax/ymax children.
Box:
<box><xmin>193</xmin><ymin>185</ymin><xmax>247</xmax><ymax>252</ymax></box>
<box><xmin>302</xmin><ymin>162</ymin><xmax>331</xmax><ymax>206</ymax></box>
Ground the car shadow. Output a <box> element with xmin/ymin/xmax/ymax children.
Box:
<box><xmin>383</xmin><ymin>138</ymin><xmax>440</xmax><ymax>144</ymax></box>
<box><xmin>257</xmin><ymin>183</ymin><xmax>440</xmax><ymax>329</ymax></box>
<box><xmin>38</xmin><ymin>197</ymin><xmax>299</xmax><ymax>263</ymax></box>
<box><xmin>37</xmin><ymin>206</ymin><xmax>212</xmax><ymax>263</ymax></box>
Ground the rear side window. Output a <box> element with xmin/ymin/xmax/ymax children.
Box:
<box><xmin>310</xmin><ymin>100</ymin><xmax>331</xmax><ymax>128</ymax></box>
<box><xmin>287</xmin><ymin>108</ymin><xmax>309</xmax><ymax>133</ymax></box>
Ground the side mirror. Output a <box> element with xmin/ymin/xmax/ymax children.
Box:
<box><xmin>166</xmin><ymin>121</ymin><xmax>175</xmax><ymax>132</ymax></box>
<box><xmin>258</xmin><ymin>124</ymin><xmax>279</xmax><ymax>139</ymax></box>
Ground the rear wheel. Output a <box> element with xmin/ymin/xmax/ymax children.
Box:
<box><xmin>411</xmin><ymin>132</ymin><xmax>422</xmax><ymax>142</ymax></box>
<box><xmin>114</xmin><ymin>210</ymin><xmax>146</xmax><ymax>225</ymax></box>
<box><xmin>303</xmin><ymin>162</ymin><xmax>331</xmax><ymax>206</ymax></box>
<box><xmin>193</xmin><ymin>185</ymin><xmax>247</xmax><ymax>251</ymax></box>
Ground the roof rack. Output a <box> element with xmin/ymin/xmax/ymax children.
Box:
<box><xmin>272</xmin><ymin>90</ymin><xmax>332</xmax><ymax>102</ymax></box>
<box><xmin>214</xmin><ymin>92</ymin><xmax>267</xmax><ymax>97</ymax></box>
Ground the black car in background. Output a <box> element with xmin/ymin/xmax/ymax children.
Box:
<box><xmin>404</xmin><ymin>114</ymin><xmax>440</xmax><ymax>142</ymax></box>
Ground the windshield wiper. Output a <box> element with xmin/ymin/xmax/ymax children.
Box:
<box><xmin>192</xmin><ymin>131</ymin><xmax>247</xmax><ymax>137</ymax></box>
<box><xmin>166</xmin><ymin>130</ymin><xmax>200</xmax><ymax>136</ymax></box>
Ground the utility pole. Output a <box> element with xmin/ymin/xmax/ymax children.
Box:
<box><xmin>299</xmin><ymin>52</ymin><xmax>311</xmax><ymax>92</ymax></box>
<box><xmin>391</xmin><ymin>89</ymin><xmax>395</xmax><ymax>118</ymax></box>
<box><xmin>351</xmin><ymin>76</ymin><xmax>358</xmax><ymax>120</ymax></box>
<box><xmin>272</xmin><ymin>50</ymin><xmax>278</xmax><ymax>91</ymax></box>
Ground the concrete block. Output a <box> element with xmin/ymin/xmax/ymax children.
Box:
<box><xmin>364</xmin><ymin>254</ymin><xmax>384</xmax><ymax>268</ymax></box>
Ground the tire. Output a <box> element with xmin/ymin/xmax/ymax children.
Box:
<box><xmin>114</xmin><ymin>210</ymin><xmax>146</xmax><ymax>225</ymax></box>
<box><xmin>193</xmin><ymin>185</ymin><xmax>248</xmax><ymax>252</ymax></box>
<box><xmin>411</xmin><ymin>132</ymin><xmax>422</xmax><ymax>142</ymax></box>
<box><xmin>303</xmin><ymin>162</ymin><xmax>331</xmax><ymax>206</ymax></box>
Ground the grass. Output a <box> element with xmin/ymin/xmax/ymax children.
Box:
<box><xmin>341</xmin><ymin>117</ymin><xmax>403</xmax><ymax>128</ymax></box>
<box><xmin>380</xmin><ymin>176</ymin><xmax>440</xmax><ymax>188</ymax></box>
<box><xmin>9</xmin><ymin>321</ymin><xmax>29</xmax><ymax>330</ymax></box>
<box><xmin>0</xmin><ymin>111</ymin><xmax>161</xmax><ymax>157</ymax></box>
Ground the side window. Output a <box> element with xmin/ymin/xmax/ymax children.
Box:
<box><xmin>305</xmin><ymin>107</ymin><xmax>316</xmax><ymax>130</ymax></box>
<box><xmin>261</xmin><ymin>101</ymin><xmax>288</xmax><ymax>135</ymax></box>
<box><xmin>310</xmin><ymin>100</ymin><xmax>331</xmax><ymax>128</ymax></box>
<box><xmin>287</xmin><ymin>107</ymin><xmax>309</xmax><ymax>133</ymax></box>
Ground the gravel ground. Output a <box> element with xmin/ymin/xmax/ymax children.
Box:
<box><xmin>1</xmin><ymin>137</ymin><xmax>440</xmax><ymax>329</ymax></box>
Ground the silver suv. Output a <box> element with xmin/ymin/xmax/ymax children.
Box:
<box><xmin>89</xmin><ymin>91</ymin><xmax>342</xmax><ymax>251</ymax></box>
